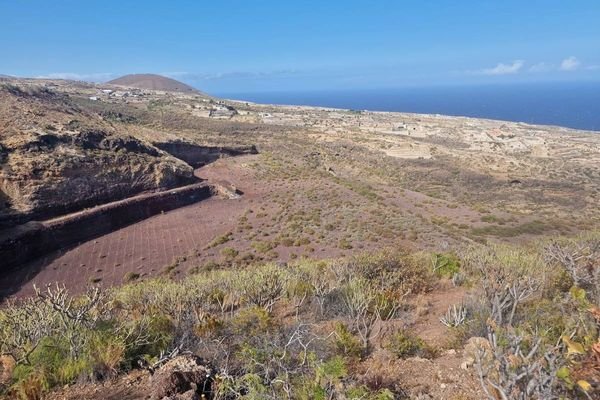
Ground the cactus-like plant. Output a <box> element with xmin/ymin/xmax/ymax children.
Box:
<box><xmin>440</xmin><ymin>304</ymin><xmax>468</xmax><ymax>327</ymax></box>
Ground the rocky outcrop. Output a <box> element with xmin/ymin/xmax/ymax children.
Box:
<box><xmin>461</xmin><ymin>336</ymin><xmax>492</xmax><ymax>370</ymax></box>
<box><xmin>154</xmin><ymin>141</ymin><xmax>257</xmax><ymax>168</ymax></box>
<box><xmin>0</xmin><ymin>130</ymin><xmax>195</xmax><ymax>228</ymax></box>
<box><xmin>149</xmin><ymin>355</ymin><xmax>213</xmax><ymax>400</ymax></box>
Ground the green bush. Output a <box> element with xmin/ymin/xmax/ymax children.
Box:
<box><xmin>221</xmin><ymin>247</ymin><xmax>239</xmax><ymax>259</ymax></box>
<box><xmin>235</xmin><ymin>264</ymin><xmax>288</xmax><ymax>311</ymax></box>
<box><xmin>251</xmin><ymin>240</ymin><xmax>275</xmax><ymax>253</ymax></box>
<box><xmin>207</xmin><ymin>232</ymin><xmax>233</xmax><ymax>248</ymax></box>
<box><xmin>315</xmin><ymin>356</ymin><xmax>347</xmax><ymax>387</ymax></box>
<box><xmin>347</xmin><ymin>249</ymin><xmax>434</xmax><ymax>297</ymax></box>
<box><xmin>125</xmin><ymin>314</ymin><xmax>174</xmax><ymax>362</ymax></box>
<box><xmin>230</xmin><ymin>306</ymin><xmax>272</xmax><ymax>336</ymax></box>
<box><xmin>123</xmin><ymin>271</ymin><xmax>140</xmax><ymax>282</ymax></box>
<box><xmin>431</xmin><ymin>253</ymin><xmax>460</xmax><ymax>278</ymax></box>
<box><xmin>338</xmin><ymin>238</ymin><xmax>353</xmax><ymax>249</ymax></box>
<box><xmin>387</xmin><ymin>329</ymin><xmax>432</xmax><ymax>359</ymax></box>
<box><xmin>346</xmin><ymin>386</ymin><xmax>395</xmax><ymax>400</ymax></box>
<box><xmin>333</xmin><ymin>323</ymin><xmax>363</xmax><ymax>359</ymax></box>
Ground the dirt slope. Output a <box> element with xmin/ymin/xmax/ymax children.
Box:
<box><xmin>107</xmin><ymin>74</ymin><xmax>201</xmax><ymax>94</ymax></box>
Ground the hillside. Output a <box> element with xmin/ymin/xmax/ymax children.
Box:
<box><xmin>2</xmin><ymin>77</ymin><xmax>599</xmax><ymax>293</ymax></box>
<box><xmin>0</xmin><ymin>78</ymin><xmax>598</xmax><ymax>399</ymax></box>
<box><xmin>108</xmin><ymin>73</ymin><xmax>200</xmax><ymax>94</ymax></box>
<box><xmin>0</xmin><ymin>82</ymin><xmax>195</xmax><ymax>228</ymax></box>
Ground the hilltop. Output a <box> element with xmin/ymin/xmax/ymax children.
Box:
<box><xmin>107</xmin><ymin>73</ymin><xmax>201</xmax><ymax>94</ymax></box>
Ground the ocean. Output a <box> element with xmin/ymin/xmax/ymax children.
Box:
<box><xmin>219</xmin><ymin>82</ymin><xmax>600</xmax><ymax>132</ymax></box>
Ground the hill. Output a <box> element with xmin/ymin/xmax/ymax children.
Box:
<box><xmin>1</xmin><ymin>78</ymin><xmax>599</xmax><ymax>400</ymax></box>
<box><xmin>108</xmin><ymin>73</ymin><xmax>200</xmax><ymax>93</ymax></box>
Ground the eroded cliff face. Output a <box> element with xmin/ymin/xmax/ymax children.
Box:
<box><xmin>154</xmin><ymin>141</ymin><xmax>258</xmax><ymax>167</ymax></box>
<box><xmin>0</xmin><ymin>130</ymin><xmax>195</xmax><ymax>227</ymax></box>
<box><xmin>0</xmin><ymin>84</ymin><xmax>195</xmax><ymax>228</ymax></box>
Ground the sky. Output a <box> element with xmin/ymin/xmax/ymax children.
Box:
<box><xmin>1</xmin><ymin>0</ymin><xmax>600</xmax><ymax>94</ymax></box>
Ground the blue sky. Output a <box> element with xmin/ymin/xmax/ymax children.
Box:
<box><xmin>1</xmin><ymin>0</ymin><xmax>599</xmax><ymax>94</ymax></box>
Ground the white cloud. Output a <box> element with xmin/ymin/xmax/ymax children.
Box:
<box><xmin>560</xmin><ymin>56</ymin><xmax>580</xmax><ymax>71</ymax></box>
<box><xmin>529</xmin><ymin>62</ymin><xmax>552</xmax><ymax>72</ymax></box>
<box><xmin>480</xmin><ymin>60</ymin><xmax>525</xmax><ymax>76</ymax></box>
<box><xmin>35</xmin><ymin>72</ymin><xmax>116</xmax><ymax>82</ymax></box>
<box><xmin>160</xmin><ymin>71</ymin><xmax>190</xmax><ymax>78</ymax></box>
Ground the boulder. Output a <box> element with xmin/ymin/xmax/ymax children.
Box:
<box><xmin>150</xmin><ymin>355</ymin><xmax>213</xmax><ymax>400</ymax></box>
<box><xmin>461</xmin><ymin>336</ymin><xmax>493</xmax><ymax>370</ymax></box>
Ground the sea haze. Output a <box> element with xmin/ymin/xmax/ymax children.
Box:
<box><xmin>220</xmin><ymin>82</ymin><xmax>600</xmax><ymax>132</ymax></box>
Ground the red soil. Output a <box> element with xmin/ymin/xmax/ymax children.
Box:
<box><xmin>0</xmin><ymin>157</ymin><xmax>260</xmax><ymax>298</ymax></box>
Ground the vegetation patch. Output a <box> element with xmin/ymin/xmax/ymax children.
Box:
<box><xmin>0</xmin><ymin>233</ymin><xmax>598</xmax><ymax>399</ymax></box>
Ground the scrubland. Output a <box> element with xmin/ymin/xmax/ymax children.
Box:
<box><xmin>1</xmin><ymin>79</ymin><xmax>599</xmax><ymax>398</ymax></box>
<box><xmin>1</xmin><ymin>232</ymin><xmax>598</xmax><ymax>399</ymax></box>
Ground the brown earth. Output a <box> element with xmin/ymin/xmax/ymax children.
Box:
<box><xmin>0</xmin><ymin>78</ymin><xmax>598</xmax><ymax>299</ymax></box>
<box><xmin>107</xmin><ymin>74</ymin><xmax>201</xmax><ymax>94</ymax></box>
<box><xmin>0</xmin><ymin>84</ymin><xmax>195</xmax><ymax>228</ymax></box>
<box><xmin>2</xmin><ymin>78</ymin><xmax>597</xmax><ymax>400</ymax></box>
<box><xmin>0</xmin><ymin>182</ymin><xmax>214</xmax><ymax>282</ymax></box>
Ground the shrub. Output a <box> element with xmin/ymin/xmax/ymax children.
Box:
<box><xmin>348</xmin><ymin>249</ymin><xmax>434</xmax><ymax>295</ymax></box>
<box><xmin>338</xmin><ymin>238</ymin><xmax>353</xmax><ymax>250</ymax></box>
<box><xmin>124</xmin><ymin>313</ymin><xmax>174</xmax><ymax>361</ymax></box>
<box><xmin>333</xmin><ymin>323</ymin><xmax>363</xmax><ymax>359</ymax></box>
<box><xmin>9</xmin><ymin>336</ymin><xmax>94</xmax><ymax>398</ymax></box>
<box><xmin>251</xmin><ymin>240</ymin><xmax>275</xmax><ymax>253</ymax></box>
<box><xmin>11</xmin><ymin>368</ymin><xmax>49</xmax><ymax>400</ymax></box>
<box><xmin>473</xmin><ymin>326</ymin><xmax>565</xmax><ymax>400</ymax></box>
<box><xmin>346</xmin><ymin>386</ymin><xmax>395</xmax><ymax>400</ymax></box>
<box><xmin>294</xmin><ymin>237</ymin><xmax>311</xmax><ymax>246</ymax></box>
<box><xmin>342</xmin><ymin>277</ymin><xmax>401</xmax><ymax>350</ymax></box>
<box><xmin>207</xmin><ymin>232</ymin><xmax>233</xmax><ymax>248</ymax></box>
<box><xmin>545</xmin><ymin>232</ymin><xmax>600</xmax><ymax>304</ymax></box>
<box><xmin>86</xmin><ymin>333</ymin><xmax>126</xmax><ymax>379</ymax></box>
<box><xmin>280</xmin><ymin>237</ymin><xmax>295</xmax><ymax>247</ymax></box>
<box><xmin>387</xmin><ymin>329</ymin><xmax>431</xmax><ymax>359</ymax></box>
<box><xmin>220</xmin><ymin>247</ymin><xmax>239</xmax><ymax>259</ymax></box>
<box><xmin>123</xmin><ymin>272</ymin><xmax>140</xmax><ymax>282</ymax></box>
<box><xmin>235</xmin><ymin>264</ymin><xmax>288</xmax><ymax>311</ymax></box>
<box><xmin>431</xmin><ymin>253</ymin><xmax>460</xmax><ymax>278</ymax></box>
<box><xmin>194</xmin><ymin>314</ymin><xmax>223</xmax><ymax>338</ymax></box>
<box><xmin>315</xmin><ymin>356</ymin><xmax>347</xmax><ymax>389</ymax></box>
<box><xmin>286</xmin><ymin>271</ymin><xmax>314</xmax><ymax>317</ymax></box>
<box><xmin>440</xmin><ymin>304</ymin><xmax>468</xmax><ymax>328</ymax></box>
<box><xmin>230</xmin><ymin>307</ymin><xmax>272</xmax><ymax>336</ymax></box>
<box><xmin>2</xmin><ymin>238</ymin><xmax>596</xmax><ymax>399</ymax></box>
<box><xmin>0</xmin><ymin>298</ymin><xmax>57</xmax><ymax>365</ymax></box>
<box><xmin>460</xmin><ymin>244</ymin><xmax>545</xmax><ymax>326</ymax></box>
